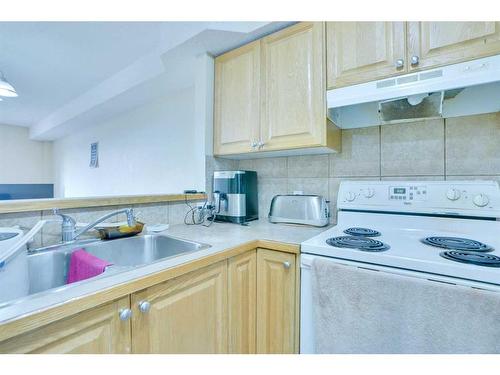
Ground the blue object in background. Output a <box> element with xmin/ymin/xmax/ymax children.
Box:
<box><xmin>0</xmin><ymin>184</ymin><xmax>54</xmax><ymax>200</ymax></box>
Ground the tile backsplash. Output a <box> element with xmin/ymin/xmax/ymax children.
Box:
<box><xmin>227</xmin><ymin>112</ymin><xmax>500</xmax><ymax>223</ymax></box>
<box><xmin>0</xmin><ymin>200</ymin><xmax>200</xmax><ymax>248</ymax></box>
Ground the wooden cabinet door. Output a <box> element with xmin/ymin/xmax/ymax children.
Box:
<box><xmin>214</xmin><ymin>41</ymin><xmax>260</xmax><ymax>155</ymax></box>
<box><xmin>408</xmin><ymin>22</ymin><xmax>500</xmax><ymax>71</ymax></box>
<box><xmin>326</xmin><ymin>22</ymin><xmax>406</xmax><ymax>88</ymax></box>
<box><xmin>0</xmin><ymin>297</ymin><xmax>131</xmax><ymax>354</ymax></box>
<box><xmin>260</xmin><ymin>22</ymin><xmax>326</xmax><ymax>151</ymax></box>
<box><xmin>131</xmin><ymin>261</ymin><xmax>227</xmax><ymax>353</ymax></box>
<box><xmin>228</xmin><ymin>250</ymin><xmax>257</xmax><ymax>353</ymax></box>
<box><xmin>256</xmin><ymin>249</ymin><xmax>296</xmax><ymax>354</ymax></box>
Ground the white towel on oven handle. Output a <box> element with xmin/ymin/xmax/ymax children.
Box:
<box><xmin>311</xmin><ymin>257</ymin><xmax>500</xmax><ymax>354</ymax></box>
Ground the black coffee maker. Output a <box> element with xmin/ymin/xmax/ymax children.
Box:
<box><xmin>213</xmin><ymin>170</ymin><xmax>258</xmax><ymax>224</ymax></box>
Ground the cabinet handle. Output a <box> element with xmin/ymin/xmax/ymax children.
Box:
<box><xmin>138</xmin><ymin>300</ymin><xmax>151</xmax><ymax>313</ymax></box>
<box><xmin>119</xmin><ymin>308</ymin><xmax>132</xmax><ymax>321</ymax></box>
<box><xmin>251</xmin><ymin>141</ymin><xmax>258</xmax><ymax>149</ymax></box>
<box><xmin>395</xmin><ymin>59</ymin><xmax>404</xmax><ymax>68</ymax></box>
<box><xmin>411</xmin><ymin>55</ymin><xmax>420</xmax><ymax>66</ymax></box>
<box><xmin>283</xmin><ymin>261</ymin><xmax>291</xmax><ymax>269</ymax></box>
<box><xmin>258</xmin><ymin>141</ymin><xmax>265</xmax><ymax>150</ymax></box>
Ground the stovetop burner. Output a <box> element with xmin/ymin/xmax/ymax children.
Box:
<box><xmin>422</xmin><ymin>236</ymin><xmax>493</xmax><ymax>252</ymax></box>
<box><xmin>343</xmin><ymin>227</ymin><xmax>381</xmax><ymax>237</ymax></box>
<box><xmin>0</xmin><ymin>233</ymin><xmax>19</xmax><ymax>241</ymax></box>
<box><xmin>440</xmin><ymin>251</ymin><xmax>500</xmax><ymax>267</ymax></box>
<box><xmin>326</xmin><ymin>236</ymin><xmax>390</xmax><ymax>252</ymax></box>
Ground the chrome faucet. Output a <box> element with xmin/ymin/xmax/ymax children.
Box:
<box><xmin>52</xmin><ymin>208</ymin><xmax>136</xmax><ymax>243</ymax></box>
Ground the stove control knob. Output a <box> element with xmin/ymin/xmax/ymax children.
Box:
<box><xmin>473</xmin><ymin>194</ymin><xmax>489</xmax><ymax>207</ymax></box>
<box><xmin>345</xmin><ymin>192</ymin><xmax>357</xmax><ymax>202</ymax></box>
<box><xmin>363</xmin><ymin>188</ymin><xmax>375</xmax><ymax>198</ymax></box>
<box><xmin>446</xmin><ymin>188</ymin><xmax>461</xmax><ymax>201</ymax></box>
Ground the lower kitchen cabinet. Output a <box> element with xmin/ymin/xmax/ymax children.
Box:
<box><xmin>228</xmin><ymin>250</ymin><xmax>257</xmax><ymax>353</ymax></box>
<box><xmin>256</xmin><ymin>249</ymin><xmax>297</xmax><ymax>354</ymax></box>
<box><xmin>0</xmin><ymin>248</ymin><xmax>298</xmax><ymax>354</ymax></box>
<box><xmin>131</xmin><ymin>261</ymin><xmax>228</xmax><ymax>354</ymax></box>
<box><xmin>0</xmin><ymin>297</ymin><xmax>131</xmax><ymax>354</ymax></box>
<box><xmin>132</xmin><ymin>250</ymin><xmax>296</xmax><ymax>354</ymax></box>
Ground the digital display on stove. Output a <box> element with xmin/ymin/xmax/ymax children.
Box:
<box><xmin>393</xmin><ymin>188</ymin><xmax>406</xmax><ymax>194</ymax></box>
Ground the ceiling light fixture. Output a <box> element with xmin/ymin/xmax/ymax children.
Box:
<box><xmin>0</xmin><ymin>71</ymin><xmax>18</xmax><ymax>97</ymax></box>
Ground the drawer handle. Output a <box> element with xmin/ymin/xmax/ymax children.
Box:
<box><xmin>138</xmin><ymin>300</ymin><xmax>151</xmax><ymax>313</ymax></box>
<box><xmin>119</xmin><ymin>308</ymin><xmax>132</xmax><ymax>321</ymax></box>
<box><xmin>283</xmin><ymin>261</ymin><xmax>291</xmax><ymax>269</ymax></box>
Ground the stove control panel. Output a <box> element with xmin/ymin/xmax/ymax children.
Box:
<box><xmin>337</xmin><ymin>180</ymin><xmax>500</xmax><ymax>218</ymax></box>
<box><xmin>389</xmin><ymin>185</ymin><xmax>427</xmax><ymax>202</ymax></box>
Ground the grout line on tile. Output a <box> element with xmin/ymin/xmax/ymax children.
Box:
<box><xmin>444</xmin><ymin>118</ymin><xmax>447</xmax><ymax>179</ymax></box>
<box><xmin>328</xmin><ymin>151</ymin><xmax>333</xmax><ymax>179</ymax></box>
<box><xmin>378</xmin><ymin>125</ymin><xmax>382</xmax><ymax>178</ymax></box>
<box><xmin>446</xmin><ymin>174</ymin><xmax>500</xmax><ymax>177</ymax></box>
<box><xmin>380</xmin><ymin>175</ymin><xmax>445</xmax><ymax>178</ymax></box>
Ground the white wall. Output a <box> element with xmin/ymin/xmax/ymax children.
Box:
<box><xmin>194</xmin><ymin>53</ymin><xmax>214</xmax><ymax>158</ymax></box>
<box><xmin>0</xmin><ymin>124</ymin><xmax>53</xmax><ymax>184</ymax></box>
<box><xmin>52</xmin><ymin>87</ymin><xmax>205</xmax><ymax>197</ymax></box>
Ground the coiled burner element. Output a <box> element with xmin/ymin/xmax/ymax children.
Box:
<box><xmin>326</xmin><ymin>236</ymin><xmax>390</xmax><ymax>252</ymax></box>
<box><xmin>440</xmin><ymin>251</ymin><xmax>500</xmax><ymax>267</ymax></box>
<box><xmin>422</xmin><ymin>237</ymin><xmax>493</xmax><ymax>252</ymax></box>
<box><xmin>0</xmin><ymin>233</ymin><xmax>19</xmax><ymax>241</ymax></box>
<box><xmin>343</xmin><ymin>227</ymin><xmax>381</xmax><ymax>237</ymax></box>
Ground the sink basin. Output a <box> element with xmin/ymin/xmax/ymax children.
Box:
<box><xmin>0</xmin><ymin>234</ymin><xmax>210</xmax><ymax>308</ymax></box>
<box><xmin>84</xmin><ymin>235</ymin><xmax>209</xmax><ymax>267</ymax></box>
<box><xmin>28</xmin><ymin>250</ymin><xmax>70</xmax><ymax>295</ymax></box>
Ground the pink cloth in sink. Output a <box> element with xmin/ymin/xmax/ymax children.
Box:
<box><xmin>67</xmin><ymin>248</ymin><xmax>112</xmax><ymax>284</ymax></box>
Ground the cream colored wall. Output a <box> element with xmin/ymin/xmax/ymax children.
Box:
<box><xmin>52</xmin><ymin>87</ymin><xmax>205</xmax><ymax>198</ymax></box>
<box><xmin>237</xmin><ymin>113</ymin><xmax>500</xmax><ymax>222</ymax></box>
<box><xmin>0</xmin><ymin>124</ymin><xmax>53</xmax><ymax>184</ymax></box>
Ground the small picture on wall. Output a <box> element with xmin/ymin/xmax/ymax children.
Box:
<box><xmin>90</xmin><ymin>142</ymin><xmax>99</xmax><ymax>168</ymax></box>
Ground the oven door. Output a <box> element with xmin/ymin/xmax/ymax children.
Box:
<box><xmin>300</xmin><ymin>253</ymin><xmax>500</xmax><ymax>354</ymax></box>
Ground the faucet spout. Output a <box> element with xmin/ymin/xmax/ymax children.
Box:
<box><xmin>52</xmin><ymin>208</ymin><xmax>77</xmax><ymax>243</ymax></box>
<box><xmin>53</xmin><ymin>207</ymin><xmax>136</xmax><ymax>243</ymax></box>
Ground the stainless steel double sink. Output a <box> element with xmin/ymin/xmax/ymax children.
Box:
<box><xmin>16</xmin><ymin>234</ymin><xmax>211</xmax><ymax>302</ymax></box>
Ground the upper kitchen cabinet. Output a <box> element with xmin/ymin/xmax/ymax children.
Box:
<box><xmin>326</xmin><ymin>22</ymin><xmax>406</xmax><ymax>88</ymax></box>
<box><xmin>407</xmin><ymin>22</ymin><xmax>500</xmax><ymax>71</ymax></box>
<box><xmin>213</xmin><ymin>22</ymin><xmax>341</xmax><ymax>157</ymax></box>
<box><xmin>214</xmin><ymin>41</ymin><xmax>261</xmax><ymax>155</ymax></box>
<box><xmin>260</xmin><ymin>22</ymin><xmax>332</xmax><ymax>152</ymax></box>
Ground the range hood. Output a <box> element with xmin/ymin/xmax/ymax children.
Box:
<box><xmin>327</xmin><ymin>54</ymin><xmax>500</xmax><ymax>129</ymax></box>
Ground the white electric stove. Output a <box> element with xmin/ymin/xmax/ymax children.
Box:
<box><xmin>300</xmin><ymin>180</ymin><xmax>500</xmax><ymax>353</ymax></box>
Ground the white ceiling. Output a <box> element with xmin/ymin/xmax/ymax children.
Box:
<box><xmin>0</xmin><ymin>21</ymin><xmax>292</xmax><ymax>139</ymax></box>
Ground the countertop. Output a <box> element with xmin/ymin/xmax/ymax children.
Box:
<box><xmin>165</xmin><ymin>219</ymin><xmax>329</xmax><ymax>250</ymax></box>
<box><xmin>0</xmin><ymin>219</ymin><xmax>329</xmax><ymax>329</ymax></box>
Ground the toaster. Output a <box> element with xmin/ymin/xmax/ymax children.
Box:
<box><xmin>268</xmin><ymin>195</ymin><xmax>330</xmax><ymax>227</ymax></box>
